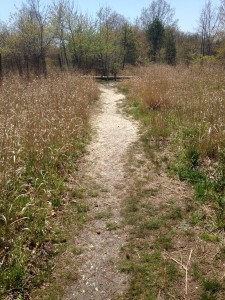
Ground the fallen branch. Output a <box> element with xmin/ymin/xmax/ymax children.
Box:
<box><xmin>164</xmin><ymin>249</ymin><xmax>193</xmax><ymax>295</ymax></box>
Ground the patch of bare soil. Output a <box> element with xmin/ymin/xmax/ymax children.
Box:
<box><xmin>63</xmin><ymin>84</ymin><xmax>138</xmax><ymax>300</ymax></box>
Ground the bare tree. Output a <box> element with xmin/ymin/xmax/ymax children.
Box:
<box><xmin>26</xmin><ymin>0</ymin><xmax>51</xmax><ymax>75</ymax></box>
<box><xmin>95</xmin><ymin>6</ymin><xmax>127</xmax><ymax>76</ymax></box>
<box><xmin>198</xmin><ymin>0</ymin><xmax>219</xmax><ymax>56</ymax></box>
<box><xmin>139</xmin><ymin>0</ymin><xmax>176</xmax><ymax>29</ymax></box>
<box><xmin>50</xmin><ymin>0</ymin><xmax>70</xmax><ymax>70</ymax></box>
<box><xmin>10</xmin><ymin>0</ymin><xmax>52</xmax><ymax>76</ymax></box>
<box><xmin>218</xmin><ymin>0</ymin><xmax>225</xmax><ymax>41</ymax></box>
<box><xmin>219</xmin><ymin>0</ymin><xmax>225</xmax><ymax>26</ymax></box>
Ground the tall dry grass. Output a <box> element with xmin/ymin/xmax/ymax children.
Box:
<box><xmin>120</xmin><ymin>64</ymin><xmax>225</xmax><ymax>300</ymax></box>
<box><xmin>124</xmin><ymin>64</ymin><xmax>225</xmax><ymax>159</ymax></box>
<box><xmin>122</xmin><ymin>64</ymin><xmax>225</xmax><ymax>229</ymax></box>
<box><xmin>0</xmin><ymin>73</ymin><xmax>98</xmax><ymax>295</ymax></box>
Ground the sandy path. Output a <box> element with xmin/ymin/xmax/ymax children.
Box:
<box><xmin>63</xmin><ymin>84</ymin><xmax>138</xmax><ymax>300</ymax></box>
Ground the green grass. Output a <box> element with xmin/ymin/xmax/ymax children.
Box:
<box><xmin>200</xmin><ymin>232</ymin><xmax>220</xmax><ymax>243</ymax></box>
<box><xmin>71</xmin><ymin>247</ymin><xmax>83</xmax><ymax>256</ymax></box>
<box><xmin>94</xmin><ymin>210</ymin><xmax>113</xmax><ymax>220</ymax></box>
<box><xmin>173</xmin><ymin>143</ymin><xmax>225</xmax><ymax>229</ymax></box>
<box><xmin>89</xmin><ymin>191</ymin><xmax>99</xmax><ymax>198</ymax></box>
<box><xmin>165</xmin><ymin>207</ymin><xmax>182</xmax><ymax>220</ymax></box>
<box><xmin>201</xmin><ymin>279</ymin><xmax>224</xmax><ymax>300</ymax></box>
<box><xmin>72</xmin><ymin>188</ymin><xmax>86</xmax><ymax>199</ymax></box>
<box><xmin>106</xmin><ymin>222</ymin><xmax>119</xmax><ymax>231</ymax></box>
<box><xmin>120</xmin><ymin>178</ymin><xmax>186</xmax><ymax>299</ymax></box>
<box><xmin>140</xmin><ymin>220</ymin><xmax>162</xmax><ymax>231</ymax></box>
<box><xmin>120</xmin><ymin>249</ymin><xmax>180</xmax><ymax>299</ymax></box>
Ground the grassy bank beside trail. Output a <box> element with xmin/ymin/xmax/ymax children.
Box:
<box><xmin>121</xmin><ymin>64</ymin><xmax>225</xmax><ymax>230</ymax></box>
<box><xmin>119</xmin><ymin>64</ymin><xmax>225</xmax><ymax>299</ymax></box>
<box><xmin>0</xmin><ymin>73</ymin><xmax>99</xmax><ymax>299</ymax></box>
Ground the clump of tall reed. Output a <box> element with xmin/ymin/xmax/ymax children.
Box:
<box><xmin>124</xmin><ymin>64</ymin><xmax>225</xmax><ymax>159</ymax></box>
<box><xmin>0</xmin><ymin>73</ymin><xmax>98</xmax><ymax>296</ymax></box>
<box><xmin>122</xmin><ymin>64</ymin><xmax>225</xmax><ymax>228</ymax></box>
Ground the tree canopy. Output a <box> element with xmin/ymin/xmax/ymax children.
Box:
<box><xmin>0</xmin><ymin>0</ymin><xmax>224</xmax><ymax>78</ymax></box>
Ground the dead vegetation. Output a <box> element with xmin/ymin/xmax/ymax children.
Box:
<box><xmin>119</xmin><ymin>64</ymin><xmax>225</xmax><ymax>299</ymax></box>
<box><xmin>0</xmin><ymin>73</ymin><xmax>98</xmax><ymax>299</ymax></box>
<box><xmin>1</xmin><ymin>63</ymin><xmax>224</xmax><ymax>299</ymax></box>
<box><xmin>122</xmin><ymin>64</ymin><xmax>225</xmax><ymax>157</ymax></box>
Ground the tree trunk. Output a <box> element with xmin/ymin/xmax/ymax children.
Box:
<box><xmin>41</xmin><ymin>54</ymin><xmax>47</xmax><ymax>78</ymax></box>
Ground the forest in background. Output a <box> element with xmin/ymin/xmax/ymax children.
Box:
<box><xmin>0</xmin><ymin>0</ymin><xmax>225</xmax><ymax>79</ymax></box>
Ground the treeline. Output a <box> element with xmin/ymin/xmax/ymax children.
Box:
<box><xmin>0</xmin><ymin>0</ymin><xmax>225</xmax><ymax>78</ymax></box>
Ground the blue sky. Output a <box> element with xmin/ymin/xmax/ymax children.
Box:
<box><xmin>0</xmin><ymin>0</ymin><xmax>221</xmax><ymax>32</ymax></box>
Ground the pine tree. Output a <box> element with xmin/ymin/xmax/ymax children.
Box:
<box><xmin>147</xmin><ymin>18</ymin><xmax>165</xmax><ymax>62</ymax></box>
<box><xmin>164</xmin><ymin>29</ymin><xmax>176</xmax><ymax>65</ymax></box>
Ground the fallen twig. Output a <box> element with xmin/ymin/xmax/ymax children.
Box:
<box><xmin>164</xmin><ymin>249</ymin><xmax>193</xmax><ymax>296</ymax></box>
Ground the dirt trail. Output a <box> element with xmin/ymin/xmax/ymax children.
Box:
<box><xmin>63</xmin><ymin>84</ymin><xmax>138</xmax><ymax>300</ymax></box>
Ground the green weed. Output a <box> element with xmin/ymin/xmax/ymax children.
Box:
<box><xmin>94</xmin><ymin>210</ymin><xmax>112</xmax><ymax>220</ymax></box>
<box><xmin>200</xmin><ymin>232</ymin><xmax>220</xmax><ymax>243</ymax></box>
<box><xmin>155</xmin><ymin>233</ymin><xmax>174</xmax><ymax>251</ymax></box>
<box><xmin>140</xmin><ymin>220</ymin><xmax>161</xmax><ymax>230</ymax></box>
<box><xmin>106</xmin><ymin>222</ymin><xmax>119</xmax><ymax>231</ymax></box>
<box><xmin>201</xmin><ymin>279</ymin><xmax>224</xmax><ymax>300</ymax></box>
<box><xmin>72</xmin><ymin>189</ymin><xmax>86</xmax><ymax>199</ymax></box>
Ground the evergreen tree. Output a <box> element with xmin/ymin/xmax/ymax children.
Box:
<box><xmin>164</xmin><ymin>29</ymin><xmax>176</xmax><ymax>65</ymax></box>
<box><xmin>121</xmin><ymin>23</ymin><xmax>138</xmax><ymax>68</ymax></box>
<box><xmin>147</xmin><ymin>17</ymin><xmax>165</xmax><ymax>61</ymax></box>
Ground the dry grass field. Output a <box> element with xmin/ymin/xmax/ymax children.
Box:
<box><xmin>119</xmin><ymin>64</ymin><xmax>225</xmax><ymax>299</ymax></box>
<box><xmin>0</xmin><ymin>73</ymin><xmax>98</xmax><ymax>297</ymax></box>
<box><xmin>121</xmin><ymin>64</ymin><xmax>225</xmax><ymax>235</ymax></box>
<box><xmin>123</xmin><ymin>64</ymin><xmax>225</xmax><ymax>159</ymax></box>
<box><xmin>122</xmin><ymin>64</ymin><xmax>225</xmax><ymax>199</ymax></box>
<box><xmin>1</xmin><ymin>64</ymin><xmax>224</xmax><ymax>299</ymax></box>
